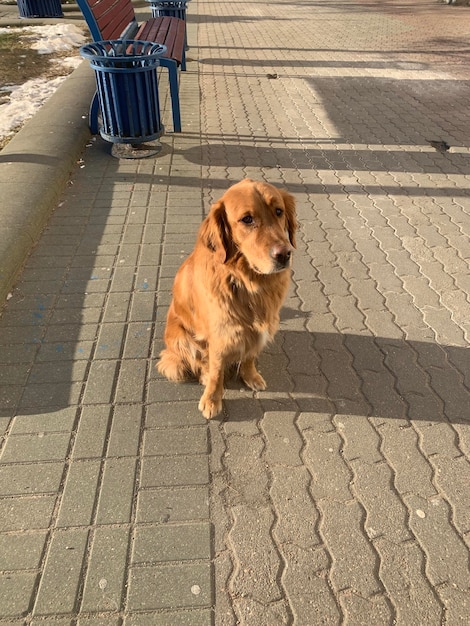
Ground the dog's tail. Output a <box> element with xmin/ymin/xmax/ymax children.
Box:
<box><xmin>157</xmin><ymin>348</ymin><xmax>188</xmax><ymax>381</ymax></box>
<box><xmin>157</xmin><ymin>328</ymin><xmax>206</xmax><ymax>382</ymax></box>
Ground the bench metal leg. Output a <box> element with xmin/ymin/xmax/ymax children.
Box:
<box><xmin>160</xmin><ymin>58</ymin><xmax>181</xmax><ymax>133</ymax></box>
<box><xmin>89</xmin><ymin>90</ymin><xmax>100</xmax><ymax>135</ymax></box>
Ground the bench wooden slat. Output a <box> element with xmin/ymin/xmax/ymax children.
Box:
<box><xmin>84</xmin><ymin>0</ymin><xmax>135</xmax><ymax>40</ymax></box>
<box><xmin>135</xmin><ymin>17</ymin><xmax>185</xmax><ymax>66</ymax></box>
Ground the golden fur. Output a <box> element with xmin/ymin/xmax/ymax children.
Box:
<box><xmin>157</xmin><ymin>179</ymin><xmax>298</xmax><ymax>419</ymax></box>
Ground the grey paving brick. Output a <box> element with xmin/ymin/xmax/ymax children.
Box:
<box><xmin>233</xmin><ymin>597</ymin><xmax>290</xmax><ymax>626</ymax></box>
<box><xmin>122</xmin><ymin>322</ymin><xmax>153</xmax><ymax>359</ymax></box>
<box><xmin>430</xmin><ymin>454</ymin><xmax>470</xmax><ymax>534</ymax></box>
<box><xmin>83</xmin><ymin>360</ymin><xmax>118</xmax><ymax>405</ymax></box>
<box><xmin>107</xmin><ymin>404</ymin><xmax>142</xmax><ymax>458</ymax></box>
<box><xmin>0</xmin><ymin>344</ymin><xmax>37</xmax><ymax>365</ymax></box>
<box><xmin>33</xmin><ymin>528</ymin><xmax>89</xmax><ymax>616</ymax></box>
<box><xmin>319</xmin><ymin>499</ymin><xmax>383</xmax><ymax>597</ymax></box>
<box><xmin>129</xmin><ymin>293</ymin><xmax>157</xmax><ymax>326</ymax></box>
<box><xmin>80</xmin><ymin>527</ymin><xmax>130</xmax><ymax>613</ymax></box>
<box><xmin>110</xmin><ymin>266</ymin><xmax>137</xmax><ymax>293</ymax></box>
<box><xmin>350</xmin><ymin>459</ymin><xmax>412</xmax><ymax>543</ymax></box>
<box><xmin>19</xmin><ymin>382</ymin><xmax>82</xmax><ymax>412</ymax></box>
<box><xmin>414</xmin><ymin>421</ymin><xmax>462</xmax><ymax>459</ymax></box>
<box><xmin>95</xmin><ymin>323</ymin><xmax>126</xmax><ymax>360</ymax></box>
<box><xmin>1</xmin><ymin>432</ymin><xmax>71</xmax><ymax>463</ymax></box>
<box><xmin>145</xmin><ymin>401</ymin><xmax>207</xmax><ymax>428</ymax></box>
<box><xmin>114</xmin><ymin>360</ymin><xmax>147</xmax><ymax>404</ymax></box>
<box><xmin>338</xmin><ymin>593</ymin><xmax>392</xmax><ymax>626</ymax></box>
<box><xmin>57</xmin><ymin>460</ymin><xmax>101</xmax><ymax>528</ymax></box>
<box><xmin>0</xmin><ymin>364</ymin><xmax>30</xmax><ymax>387</ymax></box>
<box><xmin>36</xmin><ymin>340</ymin><xmax>94</xmax><ymax>363</ymax></box>
<box><xmin>260</xmin><ymin>411</ymin><xmax>303</xmax><ymax>466</ymax></box>
<box><xmin>228</xmin><ymin>504</ymin><xmax>282</xmax><ymax>605</ymax></box>
<box><xmin>95</xmin><ymin>458</ymin><xmax>137</xmax><ymax>525</ymax></box>
<box><xmin>124</xmin><ymin>610</ymin><xmax>212</xmax><ymax>626</ymax></box>
<box><xmin>374</xmin><ymin>537</ymin><xmax>443</xmax><ymax>625</ymax></box>
<box><xmin>0</xmin><ymin>532</ymin><xmax>47</xmax><ymax>570</ymax></box>
<box><xmin>0</xmin><ymin>572</ymin><xmax>37</xmax><ymax>618</ymax></box>
<box><xmin>0</xmin><ymin>495</ymin><xmax>56</xmax><ymax>532</ymax></box>
<box><xmin>136</xmin><ymin>486</ymin><xmax>209</xmax><ymax>524</ymax></box>
<box><xmin>405</xmin><ymin>494</ymin><xmax>470</xmax><ymax>588</ymax></box>
<box><xmin>133</xmin><ymin>522</ymin><xmax>211</xmax><ymax>564</ymax></box>
<box><xmin>301</xmin><ymin>426</ymin><xmax>354</xmax><ymax>503</ymax></box>
<box><xmin>29</xmin><ymin>360</ymin><xmax>87</xmax><ymax>384</ymax></box>
<box><xmin>143</xmin><ymin>427</ymin><xmax>208</xmax><ymax>457</ymax></box>
<box><xmin>140</xmin><ymin>455</ymin><xmax>209</xmax><ymax>488</ymax></box>
<box><xmin>72</xmin><ymin>405</ymin><xmax>110</xmax><ymax>459</ymax></box>
<box><xmin>378</xmin><ymin>421</ymin><xmax>438</xmax><ymax>498</ymax></box>
<box><xmin>281</xmin><ymin>543</ymin><xmax>340</xmax><ymax>624</ymax></box>
<box><xmin>127</xmin><ymin>562</ymin><xmax>212</xmax><ymax>611</ymax></box>
<box><xmin>0</xmin><ymin>385</ymin><xmax>23</xmax><ymax>413</ymax></box>
<box><xmin>0</xmin><ymin>462</ymin><xmax>64</xmax><ymax>496</ymax></box>
<box><xmin>270</xmin><ymin>465</ymin><xmax>321</xmax><ymax>547</ymax></box>
<box><xmin>147</xmin><ymin>379</ymin><xmax>203</xmax><ymax>404</ymax></box>
<box><xmin>222</xmin><ymin>433</ymin><xmax>271</xmax><ymax>507</ymax></box>
<box><xmin>9</xmin><ymin>407</ymin><xmax>77</xmax><ymax>435</ymax></box>
<box><xmin>102</xmin><ymin>293</ymin><xmax>132</xmax><ymax>323</ymax></box>
<box><xmin>333</xmin><ymin>415</ymin><xmax>383</xmax><ymax>464</ymax></box>
<box><xmin>438</xmin><ymin>585</ymin><xmax>470</xmax><ymax>626</ymax></box>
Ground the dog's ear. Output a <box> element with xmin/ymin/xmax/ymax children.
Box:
<box><xmin>199</xmin><ymin>200</ymin><xmax>234</xmax><ymax>263</ymax></box>
<box><xmin>281</xmin><ymin>190</ymin><xmax>298</xmax><ymax>248</ymax></box>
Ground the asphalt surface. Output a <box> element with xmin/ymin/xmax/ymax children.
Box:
<box><xmin>0</xmin><ymin>0</ymin><xmax>470</xmax><ymax>624</ymax></box>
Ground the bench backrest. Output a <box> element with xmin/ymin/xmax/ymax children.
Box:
<box><xmin>76</xmin><ymin>0</ymin><xmax>138</xmax><ymax>41</ymax></box>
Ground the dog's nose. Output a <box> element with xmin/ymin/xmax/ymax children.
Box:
<box><xmin>270</xmin><ymin>244</ymin><xmax>292</xmax><ymax>268</ymax></box>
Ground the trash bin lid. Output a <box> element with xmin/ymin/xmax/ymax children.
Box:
<box><xmin>80</xmin><ymin>40</ymin><xmax>167</xmax><ymax>66</ymax></box>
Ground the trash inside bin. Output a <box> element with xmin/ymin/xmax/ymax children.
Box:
<box><xmin>17</xmin><ymin>0</ymin><xmax>64</xmax><ymax>18</ymax></box>
<box><xmin>146</xmin><ymin>0</ymin><xmax>188</xmax><ymax>19</ymax></box>
<box><xmin>80</xmin><ymin>40</ymin><xmax>166</xmax><ymax>157</ymax></box>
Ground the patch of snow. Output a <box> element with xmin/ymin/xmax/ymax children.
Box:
<box><xmin>0</xmin><ymin>23</ymin><xmax>87</xmax><ymax>142</ymax></box>
<box><xmin>0</xmin><ymin>76</ymin><xmax>68</xmax><ymax>138</ymax></box>
<box><xmin>22</xmin><ymin>23</ymin><xmax>87</xmax><ymax>54</ymax></box>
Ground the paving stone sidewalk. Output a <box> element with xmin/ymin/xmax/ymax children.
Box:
<box><xmin>1</xmin><ymin>0</ymin><xmax>470</xmax><ymax>624</ymax></box>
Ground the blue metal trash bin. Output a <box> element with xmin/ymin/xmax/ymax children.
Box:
<box><xmin>80</xmin><ymin>40</ymin><xmax>166</xmax><ymax>157</ymax></box>
<box><xmin>146</xmin><ymin>0</ymin><xmax>189</xmax><ymax>48</ymax></box>
<box><xmin>17</xmin><ymin>0</ymin><xmax>64</xmax><ymax>18</ymax></box>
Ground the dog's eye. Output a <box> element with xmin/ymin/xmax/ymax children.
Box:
<box><xmin>241</xmin><ymin>215</ymin><xmax>254</xmax><ymax>225</ymax></box>
<box><xmin>275</xmin><ymin>208</ymin><xmax>283</xmax><ymax>217</ymax></box>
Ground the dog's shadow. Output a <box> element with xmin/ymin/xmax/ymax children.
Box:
<box><xmin>221</xmin><ymin>307</ymin><xmax>469</xmax><ymax>425</ymax></box>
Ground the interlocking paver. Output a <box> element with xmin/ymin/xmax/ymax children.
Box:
<box><xmin>1</xmin><ymin>0</ymin><xmax>470</xmax><ymax>622</ymax></box>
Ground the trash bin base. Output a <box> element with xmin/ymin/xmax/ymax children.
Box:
<box><xmin>111</xmin><ymin>139</ymin><xmax>163</xmax><ymax>159</ymax></box>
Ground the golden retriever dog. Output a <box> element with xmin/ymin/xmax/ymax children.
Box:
<box><xmin>157</xmin><ymin>179</ymin><xmax>297</xmax><ymax>419</ymax></box>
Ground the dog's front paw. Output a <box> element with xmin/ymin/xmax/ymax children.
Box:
<box><xmin>244</xmin><ymin>371</ymin><xmax>267</xmax><ymax>391</ymax></box>
<box><xmin>198</xmin><ymin>391</ymin><xmax>223</xmax><ymax>420</ymax></box>
<box><xmin>240</xmin><ymin>360</ymin><xmax>267</xmax><ymax>391</ymax></box>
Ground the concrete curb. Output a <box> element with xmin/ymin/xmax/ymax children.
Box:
<box><xmin>0</xmin><ymin>59</ymin><xmax>95</xmax><ymax>304</ymax></box>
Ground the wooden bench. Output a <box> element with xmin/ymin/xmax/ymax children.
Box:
<box><xmin>76</xmin><ymin>0</ymin><xmax>186</xmax><ymax>132</ymax></box>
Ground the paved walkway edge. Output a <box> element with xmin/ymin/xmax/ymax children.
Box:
<box><xmin>0</xmin><ymin>60</ymin><xmax>95</xmax><ymax>304</ymax></box>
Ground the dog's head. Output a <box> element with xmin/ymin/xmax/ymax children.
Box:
<box><xmin>200</xmin><ymin>179</ymin><xmax>298</xmax><ymax>274</ymax></box>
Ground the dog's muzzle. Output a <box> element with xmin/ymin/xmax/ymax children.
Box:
<box><xmin>270</xmin><ymin>244</ymin><xmax>293</xmax><ymax>271</ymax></box>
